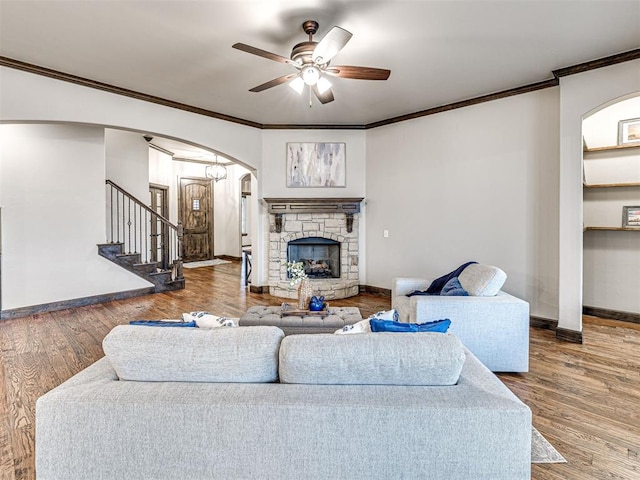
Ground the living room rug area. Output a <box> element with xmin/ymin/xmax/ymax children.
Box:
<box><xmin>183</xmin><ymin>259</ymin><xmax>231</xmax><ymax>268</ymax></box>
<box><xmin>532</xmin><ymin>427</ymin><xmax>566</xmax><ymax>464</ymax></box>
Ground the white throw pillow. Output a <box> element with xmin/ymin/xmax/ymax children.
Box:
<box><xmin>182</xmin><ymin>311</ymin><xmax>237</xmax><ymax>328</ymax></box>
<box><xmin>458</xmin><ymin>264</ymin><xmax>506</xmax><ymax>296</ymax></box>
<box><xmin>368</xmin><ymin>309</ymin><xmax>399</xmax><ymax>321</ymax></box>
<box><xmin>335</xmin><ymin>318</ymin><xmax>372</xmax><ymax>334</ymax></box>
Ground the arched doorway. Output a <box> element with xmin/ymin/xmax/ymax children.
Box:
<box><xmin>582</xmin><ymin>93</ymin><xmax>640</xmax><ymax>321</ymax></box>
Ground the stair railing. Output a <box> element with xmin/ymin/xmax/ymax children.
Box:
<box><xmin>106</xmin><ymin>180</ymin><xmax>183</xmax><ymax>278</ymax></box>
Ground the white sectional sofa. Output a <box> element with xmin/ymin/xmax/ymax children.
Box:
<box><xmin>36</xmin><ymin>325</ymin><xmax>532</xmax><ymax>480</ymax></box>
<box><xmin>392</xmin><ymin>264</ymin><xmax>530</xmax><ymax>372</ymax></box>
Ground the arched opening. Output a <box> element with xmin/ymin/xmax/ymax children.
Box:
<box><xmin>582</xmin><ymin>93</ymin><xmax>640</xmax><ymax>321</ymax></box>
<box><xmin>0</xmin><ymin>122</ymin><xmax>254</xmax><ymax>314</ymax></box>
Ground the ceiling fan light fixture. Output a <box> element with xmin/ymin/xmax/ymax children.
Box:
<box><xmin>301</xmin><ymin>65</ymin><xmax>320</xmax><ymax>85</ymax></box>
<box><xmin>289</xmin><ymin>76</ymin><xmax>305</xmax><ymax>94</ymax></box>
<box><xmin>316</xmin><ymin>76</ymin><xmax>332</xmax><ymax>94</ymax></box>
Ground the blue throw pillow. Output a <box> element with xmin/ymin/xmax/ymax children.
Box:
<box><xmin>129</xmin><ymin>320</ymin><xmax>197</xmax><ymax>327</ymax></box>
<box><xmin>440</xmin><ymin>277</ymin><xmax>469</xmax><ymax>296</ymax></box>
<box><xmin>369</xmin><ymin>319</ymin><xmax>451</xmax><ymax>333</ymax></box>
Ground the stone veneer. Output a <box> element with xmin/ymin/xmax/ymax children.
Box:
<box><xmin>268</xmin><ymin>212</ymin><xmax>360</xmax><ymax>300</ymax></box>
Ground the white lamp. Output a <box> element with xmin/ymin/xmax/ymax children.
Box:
<box><xmin>316</xmin><ymin>76</ymin><xmax>332</xmax><ymax>94</ymax></box>
<box><xmin>301</xmin><ymin>65</ymin><xmax>320</xmax><ymax>85</ymax></box>
<box><xmin>289</xmin><ymin>76</ymin><xmax>305</xmax><ymax>94</ymax></box>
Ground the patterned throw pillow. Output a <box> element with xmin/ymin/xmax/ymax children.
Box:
<box><xmin>335</xmin><ymin>318</ymin><xmax>372</xmax><ymax>334</ymax></box>
<box><xmin>369</xmin><ymin>309</ymin><xmax>400</xmax><ymax>321</ymax></box>
<box><xmin>182</xmin><ymin>311</ymin><xmax>237</xmax><ymax>328</ymax></box>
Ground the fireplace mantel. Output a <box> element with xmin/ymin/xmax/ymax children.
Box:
<box><xmin>263</xmin><ymin>198</ymin><xmax>364</xmax><ymax>233</ymax></box>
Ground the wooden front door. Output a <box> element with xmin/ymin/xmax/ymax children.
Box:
<box><xmin>179</xmin><ymin>177</ymin><xmax>213</xmax><ymax>262</ymax></box>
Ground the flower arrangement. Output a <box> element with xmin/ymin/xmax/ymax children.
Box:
<box><xmin>284</xmin><ymin>261</ymin><xmax>307</xmax><ymax>287</ymax></box>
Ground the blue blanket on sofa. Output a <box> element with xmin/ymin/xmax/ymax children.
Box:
<box><xmin>406</xmin><ymin>261</ymin><xmax>477</xmax><ymax>296</ymax></box>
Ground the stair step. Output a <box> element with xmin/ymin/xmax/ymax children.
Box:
<box><xmin>133</xmin><ymin>262</ymin><xmax>159</xmax><ymax>275</ymax></box>
<box><xmin>97</xmin><ymin>244</ymin><xmax>184</xmax><ymax>294</ymax></box>
<box><xmin>97</xmin><ymin>243</ymin><xmax>124</xmax><ymax>260</ymax></box>
<box><xmin>116</xmin><ymin>253</ymin><xmax>142</xmax><ymax>265</ymax></box>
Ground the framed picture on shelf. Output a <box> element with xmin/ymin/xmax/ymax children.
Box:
<box><xmin>286</xmin><ymin>142</ymin><xmax>346</xmax><ymax>187</ymax></box>
<box><xmin>618</xmin><ymin>117</ymin><xmax>640</xmax><ymax>145</ymax></box>
<box><xmin>622</xmin><ymin>206</ymin><xmax>640</xmax><ymax>228</ymax></box>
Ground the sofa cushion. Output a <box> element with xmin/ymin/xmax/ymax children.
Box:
<box><xmin>458</xmin><ymin>264</ymin><xmax>506</xmax><ymax>296</ymax></box>
<box><xmin>103</xmin><ymin>325</ymin><xmax>284</xmax><ymax>383</ymax></box>
<box><xmin>279</xmin><ymin>332</ymin><xmax>465</xmax><ymax>386</ymax></box>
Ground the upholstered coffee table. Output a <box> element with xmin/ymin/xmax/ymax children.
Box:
<box><xmin>239</xmin><ymin>305</ymin><xmax>362</xmax><ymax>335</ymax></box>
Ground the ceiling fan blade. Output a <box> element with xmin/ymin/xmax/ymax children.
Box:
<box><xmin>312</xmin><ymin>85</ymin><xmax>335</xmax><ymax>104</ymax></box>
<box><xmin>232</xmin><ymin>43</ymin><xmax>295</xmax><ymax>65</ymax></box>
<box><xmin>312</xmin><ymin>26</ymin><xmax>352</xmax><ymax>64</ymax></box>
<box><xmin>249</xmin><ymin>73</ymin><xmax>299</xmax><ymax>92</ymax></box>
<box><xmin>325</xmin><ymin>65</ymin><xmax>391</xmax><ymax>80</ymax></box>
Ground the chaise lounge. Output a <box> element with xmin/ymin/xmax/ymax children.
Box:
<box><xmin>392</xmin><ymin>263</ymin><xmax>530</xmax><ymax>372</ymax></box>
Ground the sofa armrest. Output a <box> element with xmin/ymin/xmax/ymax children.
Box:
<box><xmin>410</xmin><ymin>291</ymin><xmax>529</xmax><ymax>323</ymax></box>
<box><xmin>392</xmin><ymin>277</ymin><xmax>431</xmax><ymax>298</ymax></box>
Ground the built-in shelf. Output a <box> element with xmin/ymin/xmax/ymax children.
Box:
<box><xmin>584</xmin><ymin>143</ymin><xmax>640</xmax><ymax>153</ymax></box>
<box><xmin>584</xmin><ymin>182</ymin><xmax>640</xmax><ymax>188</ymax></box>
<box><xmin>584</xmin><ymin>226</ymin><xmax>640</xmax><ymax>231</ymax></box>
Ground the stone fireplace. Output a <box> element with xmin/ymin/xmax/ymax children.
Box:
<box><xmin>265</xmin><ymin>198</ymin><xmax>363</xmax><ymax>300</ymax></box>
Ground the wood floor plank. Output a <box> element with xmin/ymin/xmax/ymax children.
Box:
<box><xmin>0</xmin><ymin>261</ymin><xmax>639</xmax><ymax>479</ymax></box>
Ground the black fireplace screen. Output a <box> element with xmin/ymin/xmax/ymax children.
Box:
<box><xmin>287</xmin><ymin>237</ymin><xmax>340</xmax><ymax>278</ymax></box>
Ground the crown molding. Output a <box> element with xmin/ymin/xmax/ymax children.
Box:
<box><xmin>364</xmin><ymin>79</ymin><xmax>559</xmax><ymax>129</ymax></box>
<box><xmin>0</xmin><ymin>56</ymin><xmax>262</xmax><ymax>129</ymax></box>
<box><xmin>1</xmin><ymin>48</ymin><xmax>639</xmax><ymax>131</ymax></box>
<box><xmin>552</xmin><ymin>48</ymin><xmax>640</xmax><ymax>78</ymax></box>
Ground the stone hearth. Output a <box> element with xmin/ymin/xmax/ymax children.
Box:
<box><xmin>265</xmin><ymin>198</ymin><xmax>363</xmax><ymax>300</ymax></box>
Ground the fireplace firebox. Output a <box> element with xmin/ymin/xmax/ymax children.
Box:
<box><xmin>287</xmin><ymin>237</ymin><xmax>340</xmax><ymax>279</ymax></box>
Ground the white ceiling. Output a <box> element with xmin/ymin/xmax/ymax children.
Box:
<box><xmin>1</xmin><ymin>0</ymin><xmax>639</xmax><ymax>126</ymax></box>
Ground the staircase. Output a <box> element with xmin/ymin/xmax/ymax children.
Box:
<box><xmin>99</xmin><ymin>180</ymin><xmax>185</xmax><ymax>293</ymax></box>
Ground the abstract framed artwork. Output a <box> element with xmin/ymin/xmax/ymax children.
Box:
<box><xmin>286</xmin><ymin>142</ymin><xmax>346</xmax><ymax>187</ymax></box>
<box><xmin>618</xmin><ymin>117</ymin><xmax>640</xmax><ymax>145</ymax></box>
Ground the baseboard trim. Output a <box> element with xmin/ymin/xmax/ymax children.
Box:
<box><xmin>249</xmin><ymin>285</ymin><xmax>267</xmax><ymax>294</ymax></box>
<box><xmin>361</xmin><ymin>285</ymin><xmax>392</xmax><ymax>297</ymax></box>
<box><xmin>583</xmin><ymin>305</ymin><xmax>640</xmax><ymax>325</ymax></box>
<box><xmin>556</xmin><ymin>327</ymin><xmax>584</xmax><ymax>344</ymax></box>
<box><xmin>0</xmin><ymin>287</ymin><xmax>156</xmax><ymax>320</ymax></box>
<box><xmin>216</xmin><ymin>255</ymin><xmax>241</xmax><ymax>262</ymax></box>
<box><xmin>530</xmin><ymin>315</ymin><xmax>558</xmax><ymax>330</ymax></box>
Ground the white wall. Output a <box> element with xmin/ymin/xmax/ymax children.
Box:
<box><xmin>0</xmin><ymin>124</ymin><xmax>151</xmax><ymax>310</ymax></box>
<box><xmin>260</xmin><ymin>130</ymin><xmax>367</xmax><ymax>198</ymax></box>
<box><xmin>365</xmin><ymin>88</ymin><xmax>561</xmax><ymax>320</ymax></box>
<box><xmin>0</xmin><ymin>66</ymin><xmax>262</xmax><ymax>171</ymax></box>
<box><xmin>105</xmin><ymin>129</ymin><xmax>150</xmax><ymax>202</ymax></box>
<box><xmin>558</xmin><ymin>59</ymin><xmax>640</xmax><ymax>332</ymax></box>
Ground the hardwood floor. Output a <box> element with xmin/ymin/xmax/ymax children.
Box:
<box><xmin>0</xmin><ymin>261</ymin><xmax>638</xmax><ymax>479</ymax></box>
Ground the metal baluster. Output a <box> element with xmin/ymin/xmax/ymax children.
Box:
<box><xmin>116</xmin><ymin>188</ymin><xmax>120</xmax><ymax>244</ymax></box>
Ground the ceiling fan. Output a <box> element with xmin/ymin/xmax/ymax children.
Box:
<box><xmin>232</xmin><ymin>20</ymin><xmax>391</xmax><ymax>105</ymax></box>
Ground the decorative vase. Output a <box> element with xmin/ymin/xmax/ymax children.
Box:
<box><xmin>297</xmin><ymin>277</ymin><xmax>312</xmax><ymax>310</ymax></box>
<box><xmin>309</xmin><ymin>295</ymin><xmax>325</xmax><ymax>311</ymax></box>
